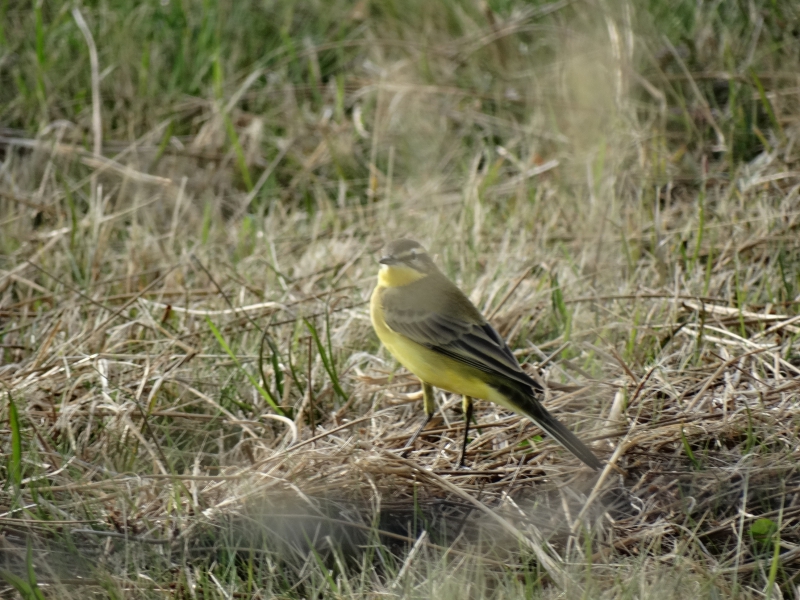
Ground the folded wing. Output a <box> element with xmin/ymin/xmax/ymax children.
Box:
<box><xmin>382</xmin><ymin>293</ymin><xmax>542</xmax><ymax>393</ymax></box>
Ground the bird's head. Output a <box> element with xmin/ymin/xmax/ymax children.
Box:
<box><xmin>377</xmin><ymin>239</ymin><xmax>438</xmax><ymax>287</ymax></box>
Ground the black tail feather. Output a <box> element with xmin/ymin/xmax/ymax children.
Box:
<box><xmin>498</xmin><ymin>383</ymin><xmax>603</xmax><ymax>470</ymax></box>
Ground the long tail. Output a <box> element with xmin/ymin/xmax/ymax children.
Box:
<box><xmin>497</xmin><ymin>383</ymin><xmax>603</xmax><ymax>470</ymax></box>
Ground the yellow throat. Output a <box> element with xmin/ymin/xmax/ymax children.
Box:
<box><xmin>377</xmin><ymin>263</ymin><xmax>427</xmax><ymax>288</ymax></box>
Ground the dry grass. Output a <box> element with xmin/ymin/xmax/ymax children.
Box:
<box><xmin>2</xmin><ymin>0</ymin><xmax>800</xmax><ymax>598</ymax></box>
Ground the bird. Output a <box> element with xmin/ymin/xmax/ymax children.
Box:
<box><xmin>369</xmin><ymin>238</ymin><xmax>603</xmax><ymax>470</ymax></box>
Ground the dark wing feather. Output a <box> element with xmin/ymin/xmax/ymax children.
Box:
<box><xmin>381</xmin><ymin>278</ymin><xmax>541</xmax><ymax>392</ymax></box>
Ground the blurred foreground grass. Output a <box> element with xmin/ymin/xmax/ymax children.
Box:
<box><xmin>2</xmin><ymin>0</ymin><xmax>800</xmax><ymax>598</ymax></box>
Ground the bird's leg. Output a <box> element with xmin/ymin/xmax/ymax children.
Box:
<box><xmin>458</xmin><ymin>395</ymin><xmax>474</xmax><ymax>467</ymax></box>
<box><xmin>401</xmin><ymin>382</ymin><xmax>436</xmax><ymax>455</ymax></box>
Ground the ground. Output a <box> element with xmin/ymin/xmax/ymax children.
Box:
<box><xmin>1</xmin><ymin>1</ymin><xmax>800</xmax><ymax>598</ymax></box>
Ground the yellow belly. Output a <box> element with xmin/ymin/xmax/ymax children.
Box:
<box><xmin>370</xmin><ymin>285</ymin><xmax>502</xmax><ymax>403</ymax></box>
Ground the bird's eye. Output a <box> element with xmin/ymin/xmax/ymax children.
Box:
<box><xmin>410</xmin><ymin>249</ymin><xmax>417</xmax><ymax>259</ymax></box>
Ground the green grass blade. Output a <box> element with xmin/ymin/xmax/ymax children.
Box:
<box><xmin>304</xmin><ymin>318</ymin><xmax>347</xmax><ymax>403</ymax></box>
<box><xmin>213</xmin><ymin>53</ymin><xmax>253</xmax><ymax>191</ymax></box>
<box><xmin>201</xmin><ymin>201</ymin><xmax>213</xmax><ymax>245</ymax></box>
<box><xmin>750</xmin><ymin>69</ymin><xmax>786</xmax><ymax>144</ymax></box>
<box><xmin>287</xmin><ymin>322</ymin><xmax>306</xmax><ymax>399</ymax></box>
<box><xmin>7</xmin><ymin>392</ymin><xmax>22</xmax><ymax>492</ymax></box>
<box><xmin>206</xmin><ymin>317</ymin><xmax>284</xmax><ymax>415</ymax></box>
<box><xmin>550</xmin><ymin>273</ymin><xmax>571</xmax><ymax>340</ymax></box>
<box><xmin>259</xmin><ymin>329</ymin><xmax>285</xmax><ymax>405</ymax></box>
<box><xmin>223</xmin><ymin>112</ymin><xmax>254</xmax><ymax>191</ymax></box>
<box><xmin>0</xmin><ymin>569</ymin><xmax>36</xmax><ymax>599</ymax></box>
<box><xmin>680</xmin><ymin>427</ymin><xmax>700</xmax><ymax>469</ymax></box>
<box><xmin>307</xmin><ymin>541</ymin><xmax>339</xmax><ymax>594</ymax></box>
<box><xmin>26</xmin><ymin>541</ymin><xmax>45</xmax><ymax>600</ymax></box>
<box><xmin>691</xmin><ymin>187</ymin><xmax>705</xmax><ymax>272</ymax></box>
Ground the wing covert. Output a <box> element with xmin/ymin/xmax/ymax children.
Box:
<box><xmin>381</xmin><ymin>289</ymin><xmax>540</xmax><ymax>391</ymax></box>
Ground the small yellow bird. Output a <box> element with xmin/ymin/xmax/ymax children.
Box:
<box><xmin>370</xmin><ymin>239</ymin><xmax>602</xmax><ymax>470</ymax></box>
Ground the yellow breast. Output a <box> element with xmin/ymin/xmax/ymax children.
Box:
<box><xmin>369</xmin><ymin>284</ymin><xmax>499</xmax><ymax>402</ymax></box>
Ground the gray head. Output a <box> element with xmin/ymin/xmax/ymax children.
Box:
<box><xmin>379</xmin><ymin>239</ymin><xmax>438</xmax><ymax>274</ymax></box>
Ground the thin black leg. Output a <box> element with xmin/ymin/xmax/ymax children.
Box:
<box><xmin>458</xmin><ymin>395</ymin><xmax>474</xmax><ymax>467</ymax></box>
<box><xmin>401</xmin><ymin>382</ymin><xmax>435</xmax><ymax>456</ymax></box>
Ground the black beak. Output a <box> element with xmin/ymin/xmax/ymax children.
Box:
<box><xmin>379</xmin><ymin>255</ymin><xmax>395</xmax><ymax>265</ymax></box>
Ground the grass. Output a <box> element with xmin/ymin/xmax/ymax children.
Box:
<box><xmin>2</xmin><ymin>0</ymin><xmax>800</xmax><ymax>597</ymax></box>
